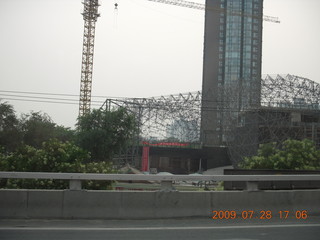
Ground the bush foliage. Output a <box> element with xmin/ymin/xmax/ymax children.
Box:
<box><xmin>240</xmin><ymin>139</ymin><xmax>320</xmax><ymax>170</ymax></box>
<box><xmin>0</xmin><ymin>139</ymin><xmax>116</xmax><ymax>190</ymax></box>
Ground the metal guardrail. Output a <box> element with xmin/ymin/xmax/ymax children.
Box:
<box><xmin>1</xmin><ymin>171</ymin><xmax>320</xmax><ymax>191</ymax></box>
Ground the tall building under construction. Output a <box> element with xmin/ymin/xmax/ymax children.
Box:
<box><xmin>201</xmin><ymin>0</ymin><xmax>263</xmax><ymax>146</ymax></box>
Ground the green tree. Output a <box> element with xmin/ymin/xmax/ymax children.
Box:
<box><xmin>1</xmin><ymin>102</ymin><xmax>75</xmax><ymax>152</ymax></box>
<box><xmin>240</xmin><ymin>139</ymin><xmax>320</xmax><ymax>170</ymax></box>
<box><xmin>0</xmin><ymin>101</ymin><xmax>22</xmax><ymax>152</ymax></box>
<box><xmin>52</xmin><ymin>125</ymin><xmax>75</xmax><ymax>143</ymax></box>
<box><xmin>20</xmin><ymin>111</ymin><xmax>56</xmax><ymax>148</ymax></box>
<box><xmin>77</xmin><ymin>108</ymin><xmax>137</xmax><ymax>162</ymax></box>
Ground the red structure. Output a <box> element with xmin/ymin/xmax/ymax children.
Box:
<box><xmin>141</xmin><ymin>146</ymin><xmax>150</xmax><ymax>172</ymax></box>
<box><xmin>142</xmin><ymin>141</ymin><xmax>189</xmax><ymax>147</ymax></box>
<box><xmin>141</xmin><ymin>142</ymin><xmax>191</xmax><ymax>172</ymax></box>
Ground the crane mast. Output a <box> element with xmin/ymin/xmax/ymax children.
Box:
<box><xmin>79</xmin><ymin>0</ymin><xmax>100</xmax><ymax>117</ymax></box>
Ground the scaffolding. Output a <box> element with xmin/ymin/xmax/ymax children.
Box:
<box><xmin>100</xmin><ymin>74</ymin><xmax>320</xmax><ymax>167</ymax></box>
<box><xmin>226</xmin><ymin>74</ymin><xmax>320</xmax><ymax>165</ymax></box>
<box><xmin>100</xmin><ymin>91</ymin><xmax>202</xmax><ymax>166</ymax></box>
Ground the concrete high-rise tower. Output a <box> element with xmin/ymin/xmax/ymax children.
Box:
<box><xmin>201</xmin><ymin>0</ymin><xmax>263</xmax><ymax>146</ymax></box>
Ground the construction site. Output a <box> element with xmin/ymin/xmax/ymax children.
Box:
<box><xmin>78</xmin><ymin>0</ymin><xmax>320</xmax><ymax>173</ymax></box>
<box><xmin>99</xmin><ymin>74</ymin><xmax>320</xmax><ymax>172</ymax></box>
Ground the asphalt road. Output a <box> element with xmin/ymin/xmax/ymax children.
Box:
<box><xmin>1</xmin><ymin>217</ymin><xmax>320</xmax><ymax>240</ymax></box>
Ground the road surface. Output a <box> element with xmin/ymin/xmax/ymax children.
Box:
<box><xmin>1</xmin><ymin>217</ymin><xmax>319</xmax><ymax>240</ymax></box>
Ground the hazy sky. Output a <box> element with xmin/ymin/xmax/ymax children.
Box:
<box><xmin>1</xmin><ymin>0</ymin><xmax>319</xmax><ymax>128</ymax></box>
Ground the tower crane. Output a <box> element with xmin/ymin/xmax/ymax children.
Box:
<box><xmin>78</xmin><ymin>0</ymin><xmax>280</xmax><ymax>117</ymax></box>
<box><xmin>79</xmin><ymin>0</ymin><xmax>100</xmax><ymax>117</ymax></box>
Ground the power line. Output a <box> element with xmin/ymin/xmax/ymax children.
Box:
<box><xmin>0</xmin><ymin>89</ymin><xmax>80</xmax><ymax>97</ymax></box>
<box><xmin>2</xmin><ymin>90</ymin><xmax>312</xmax><ymax>107</ymax></box>
<box><xmin>0</xmin><ymin>93</ymin><xmax>105</xmax><ymax>104</ymax></box>
<box><xmin>0</xmin><ymin>90</ymin><xmax>126</xmax><ymax>99</ymax></box>
<box><xmin>1</xmin><ymin>96</ymin><xmax>269</xmax><ymax>113</ymax></box>
<box><xmin>0</xmin><ymin>97</ymin><xmax>103</xmax><ymax>107</ymax></box>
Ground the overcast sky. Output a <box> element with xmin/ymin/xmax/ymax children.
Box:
<box><xmin>1</xmin><ymin>0</ymin><xmax>319</xmax><ymax>128</ymax></box>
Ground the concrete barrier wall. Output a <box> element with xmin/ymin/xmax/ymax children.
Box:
<box><xmin>0</xmin><ymin>189</ymin><xmax>319</xmax><ymax>219</ymax></box>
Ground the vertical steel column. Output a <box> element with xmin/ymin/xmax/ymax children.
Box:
<box><xmin>79</xmin><ymin>0</ymin><xmax>100</xmax><ymax>117</ymax></box>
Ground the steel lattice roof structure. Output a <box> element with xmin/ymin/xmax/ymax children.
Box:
<box><xmin>261</xmin><ymin>74</ymin><xmax>320</xmax><ymax>109</ymax></box>
<box><xmin>101</xmin><ymin>74</ymin><xmax>320</xmax><ymax>165</ymax></box>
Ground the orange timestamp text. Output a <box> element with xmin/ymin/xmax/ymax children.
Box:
<box><xmin>211</xmin><ymin>210</ymin><xmax>308</xmax><ymax>220</ymax></box>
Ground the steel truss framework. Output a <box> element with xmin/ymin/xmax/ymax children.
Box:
<box><xmin>100</xmin><ymin>74</ymin><xmax>320</xmax><ymax>166</ymax></box>
<box><xmin>101</xmin><ymin>91</ymin><xmax>202</xmax><ymax>142</ymax></box>
<box><xmin>226</xmin><ymin>74</ymin><xmax>320</xmax><ymax>165</ymax></box>
<box><xmin>100</xmin><ymin>92</ymin><xmax>201</xmax><ymax>166</ymax></box>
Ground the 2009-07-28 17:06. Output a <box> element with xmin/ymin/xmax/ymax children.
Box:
<box><xmin>211</xmin><ymin>210</ymin><xmax>308</xmax><ymax>220</ymax></box>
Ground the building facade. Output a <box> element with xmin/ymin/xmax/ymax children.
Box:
<box><xmin>201</xmin><ymin>0</ymin><xmax>263</xmax><ymax>146</ymax></box>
